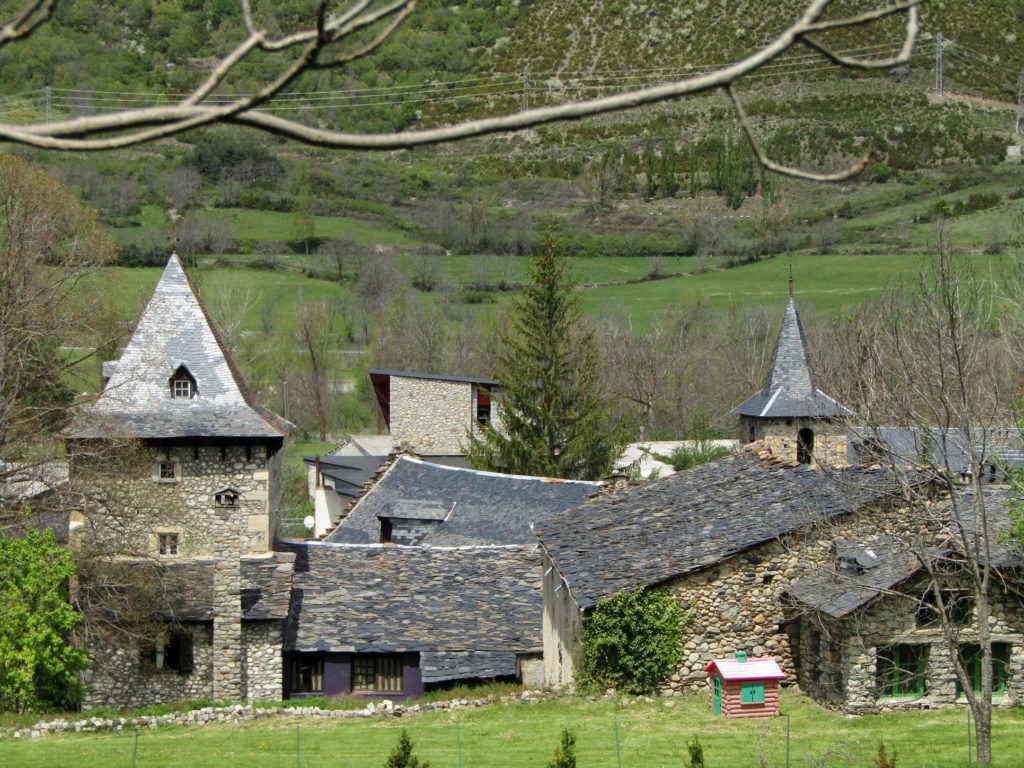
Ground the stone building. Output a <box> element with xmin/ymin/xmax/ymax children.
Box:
<box><xmin>534</xmin><ymin>444</ymin><xmax>911</xmax><ymax>693</ymax></box>
<box><xmin>368</xmin><ymin>369</ymin><xmax>502</xmax><ymax>455</ymax></box>
<box><xmin>785</xmin><ymin>488</ymin><xmax>1024</xmax><ymax>713</ymax></box>
<box><xmin>733</xmin><ymin>297</ymin><xmax>850</xmax><ymax>466</ymax></box>
<box><xmin>65</xmin><ymin>255</ymin><xmax>295</xmax><ymax>708</ymax></box>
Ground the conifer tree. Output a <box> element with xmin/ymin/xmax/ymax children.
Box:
<box><xmin>465</xmin><ymin>235</ymin><xmax>623</xmax><ymax>480</ymax></box>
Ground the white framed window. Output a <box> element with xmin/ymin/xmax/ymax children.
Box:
<box><xmin>169</xmin><ymin>366</ymin><xmax>197</xmax><ymax>399</ymax></box>
<box><xmin>157</xmin><ymin>461</ymin><xmax>177</xmax><ymax>482</ymax></box>
<box><xmin>158</xmin><ymin>532</ymin><xmax>179</xmax><ymax>556</ymax></box>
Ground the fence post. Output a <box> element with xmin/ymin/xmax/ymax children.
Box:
<box><xmin>131</xmin><ymin>728</ymin><xmax>140</xmax><ymax>768</ymax></box>
<box><xmin>614</xmin><ymin>717</ymin><xmax>622</xmax><ymax>768</ymax></box>
<box><xmin>967</xmin><ymin>708</ymin><xmax>972</xmax><ymax>768</ymax></box>
<box><xmin>785</xmin><ymin>714</ymin><xmax>791</xmax><ymax>768</ymax></box>
<box><xmin>297</xmin><ymin>725</ymin><xmax>301</xmax><ymax>768</ymax></box>
<box><xmin>457</xmin><ymin>719</ymin><xmax>463</xmax><ymax>768</ymax></box>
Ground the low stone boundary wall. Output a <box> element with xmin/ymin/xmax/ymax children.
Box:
<box><xmin>5</xmin><ymin>690</ymin><xmax>551</xmax><ymax>740</ymax></box>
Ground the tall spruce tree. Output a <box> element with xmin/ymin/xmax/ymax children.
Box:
<box><xmin>465</xmin><ymin>235</ymin><xmax>622</xmax><ymax>480</ymax></box>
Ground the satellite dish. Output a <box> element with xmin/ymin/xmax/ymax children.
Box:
<box><xmin>303</xmin><ymin>515</ymin><xmax>315</xmax><ymax>531</ymax></box>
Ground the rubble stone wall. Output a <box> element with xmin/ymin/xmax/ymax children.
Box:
<box><xmin>242</xmin><ymin>621</ymin><xmax>283</xmax><ymax>702</ymax></box>
<box><xmin>390</xmin><ymin>377</ymin><xmax>473</xmax><ymax>455</ymax></box>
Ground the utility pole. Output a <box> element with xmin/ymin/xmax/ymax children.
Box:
<box><xmin>935</xmin><ymin>32</ymin><xmax>944</xmax><ymax>97</ymax></box>
<box><xmin>523</xmin><ymin>65</ymin><xmax>529</xmax><ymax>111</ymax></box>
<box><xmin>1016</xmin><ymin>67</ymin><xmax>1024</xmax><ymax>137</ymax></box>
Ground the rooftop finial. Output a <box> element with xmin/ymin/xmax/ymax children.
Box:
<box><xmin>788</xmin><ymin>261</ymin><xmax>794</xmax><ymax>299</ymax></box>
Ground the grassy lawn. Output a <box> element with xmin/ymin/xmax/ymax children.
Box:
<box><xmin>202</xmin><ymin>208</ymin><xmax>418</xmax><ymax>247</ymax></box>
<box><xmin>2</xmin><ymin>691</ymin><xmax>1021</xmax><ymax>767</ymax></box>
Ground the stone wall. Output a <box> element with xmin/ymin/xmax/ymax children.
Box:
<box><xmin>242</xmin><ymin>621</ymin><xmax>283</xmax><ymax>702</ymax></box>
<box><xmin>83</xmin><ymin>623</ymin><xmax>214</xmax><ymax>710</ymax></box>
<box><xmin>657</xmin><ymin>505</ymin><xmax>911</xmax><ymax>697</ymax></box>
<box><xmin>741</xmin><ymin>417</ymin><xmax>847</xmax><ymax>467</ymax></box>
<box><xmin>801</xmin><ymin>583</ymin><xmax>1024</xmax><ymax>714</ymax></box>
<box><xmin>390</xmin><ymin>377</ymin><xmax>474</xmax><ymax>455</ymax></box>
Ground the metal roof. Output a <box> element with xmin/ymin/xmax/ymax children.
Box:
<box><xmin>705</xmin><ymin>657</ymin><xmax>786</xmax><ymax>681</ymax></box>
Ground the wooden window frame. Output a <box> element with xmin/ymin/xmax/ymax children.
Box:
<box><xmin>877</xmin><ymin>644</ymin><xmax>927</xmax><ymax>698</ymax></box>
<box><xmin>958</xmin><ymin>643</ymin><xmax>1009</xmax><ymax>697</ymax></box>
<box><xmin>291</xmin><ymin>655</ymin><xmax>324</xmax><ymax>694</ymax></box>
<box><xmin>352</xmin><ymin>654</ymin><xmax>403</xmax><ymax>693</ymax></box>
<box><xmin>158</xmin><ymin>532</ymin><xmax>179</xmax><ymax>556</ymax></box>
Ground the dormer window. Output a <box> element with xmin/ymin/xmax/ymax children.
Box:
<box><xmin>215</xmin><ymin>487</ymin><xmax>240</xmax><ymax>507</ymax></box>
<box><xmin>169</xmin><ymin>366</ymin><xmax>196</xmax><ymax>399</ymax></box>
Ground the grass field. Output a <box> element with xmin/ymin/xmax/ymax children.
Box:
<box><xmin>2</xmin><ymin>691</ymin><xmax>1020</xmax><ymax>768</ymax></box>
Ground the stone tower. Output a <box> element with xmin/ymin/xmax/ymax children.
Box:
<box><xmin>733</xmin><ymin>297</ymin><xmax>850</xmax><ymax>465</ymax></box>
<box><xmin>66</xmin><ymin>254</ymin><xmax>294</xmax><ymax>707</ymax></box>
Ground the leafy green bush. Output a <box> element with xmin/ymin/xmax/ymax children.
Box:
<box><xmin>546</xmin><ymin>729</ymin><xmax>577</xmax><ymax>768</ymax></box>
<box><xmin>687</xmin><ymin>735</ymin><xmax>705</xmax><ymax>768</ymax></box>
<box><xmin>385</xmin><ymin>729</ymin><xmax>430</xmax><ymax>768</ymax></box>
<box><xmin>0</xmin><ymin>528</ymin><xmax>88</xmax><ymax>711</ymax></box>
<box><xmin>580</xmin><ymin>587</ymin><xmax>689</xmax><ymax>694</ymax></box>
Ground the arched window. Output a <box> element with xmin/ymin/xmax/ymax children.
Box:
<box><xmin>169</xmin><ymin>366</ymin><xmax>196</xmax><ymax>399</ymax></box>
<box><xmin>797</xmin><ymin>427</ymin><xmax>815</xmax><ymax>465</ymax></box>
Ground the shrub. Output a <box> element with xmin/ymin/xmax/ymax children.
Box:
<box><xmin>665</xmin><ymin>441</ymin><xmax>734</xmax><ymax>471</ymax></box>
<box><xmin>876</xmin><ymin>741</ymin><xmax>897</xmax><ymax>768</ymax></box>
<box><xmin>546</xmin><ymin>729</ymin><xmax>576</xmax><ymax>768</ymax></box>
<box><xmin>580</xmin><ymin>586</ymin><xmax>689</xmax><ymax>694</ymax></box>
<box><xmin>687</xmin><ymin>736</ymin><xmax>705</xmax><ymax>768</ymax></box>
<box><xmin>384</xmin><ymin>729</ymin><xmax>430</xmax><ymax>768</ymax></box>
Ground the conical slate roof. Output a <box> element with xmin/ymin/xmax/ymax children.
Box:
<box><xmin>67</xmin><ymin>255</ymin><xmax>292</xmax><ymax>439</ymax></box>
<box><xmin>733</xmin><ymin>299</ymin><xmax>850</xmax><ymax>419</ymax></box>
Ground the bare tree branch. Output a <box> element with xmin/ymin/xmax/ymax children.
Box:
<box><xmin>0</xmin><ymin>0</ymin><xmax>921</xmax><ymax>177</ymax></box>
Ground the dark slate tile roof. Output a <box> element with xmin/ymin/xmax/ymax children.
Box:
<box><xmin>326</xmin><ymin>456</ymin><xmax>601</xmax><ymax>546</ymax></box>
<box><xmin>942</xmin><ymin>486</ymin><xmax>1022</xmax><ymax>569</ymax></box>
<box><xmin>368</xmin><ymin>369</ymin><xmax>500</xmax><ymax>386</ymax></box>
<box><xmin>304</xmin><ymin>455</ymin><xmax>390</xmax><ymax>500</ymax></box>
<box><xmin>848</xmin><ymin>427</ymin><xmax>1024</xmax><ymax>477</ymax></box>
<box><xmin>282</xmin><ymin>543</ymin><xmax>541</xmax><ymax>665</ymax></box>
<box><xmin>734</xmin><ymin>299</ymin><xmax>850</xmax><ymax>419</ymax></box>
<box><xmin>66</xmin><ymin>255</ymin><xmax>292</xmax><ymax>440</ymax></box>
<box><xmin>785</xmin><ymin>541</ymin><xmax>922</xmax><ymax>618</ymax></box>
<box><xmin>535</xmin><ymin>446</ymin><xmax>911</xmax><ymax>610</ymax></box>
<box><xmin>420</xmin><ymin>651</ymin><xmax>519</xmax><ymax>684</ymax></box>
<box><xmin>153</xmin><ymin>553</ymin><xmax>294</xmax><ymax>621</ymax></box>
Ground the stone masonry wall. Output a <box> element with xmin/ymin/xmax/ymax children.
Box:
<box><xmin>804</xmin><ymin>583</ymin><xmax>1024</xmax><ymax>714</ymax></box>
<box><xmin>390</xmin><ymin>377</ymin><xmax>473</xmax><ymax>455</ymax></box>
<box><xmin>741</xmin><ymin>417</ymin><xmax>847</xmax><ymax>467</ymax></box>
<box><xmin>83</xmin><ymin>623</ymin><xmax>213</xmax><ymax>710</ymax></box>
<box><xmin>659</xmin><ymin>505</ymin><xmax>911</xmax><ymax>697</ymax></box>
<box><xmin>242</xmin><ymin>621</ymin><xmax>283</xmax><ymax>702</ymax></box>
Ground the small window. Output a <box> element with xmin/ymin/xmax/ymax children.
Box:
<box><xmin>877</xmin><ymin>644</ymin><xmax>927</xmax><ymax>698</ymax></box>
<box><xmin>158</xmin><ymin>461</ymin><xmax>177</xmax><ymax>481</ymax></box>
<box><xmin>958</xmin><ymin>644</ymin><xmax>1010</xmax><ymax>696</ymax></box>
<box><xmin>352</xmin><ymin>655</ymin><xmax>403</xmax><ymax>693</ymax></box>
<box><xmin>916</xmin><ymin>590</ymin><xmax>972</xmax><ymax>628</ymax></box>
<box><xmin>215</xmin><ymin>488</ymin><xmax>240</xmax><ymax>507</ymax></box>
<box><xmin>380</xmin><ymin>518</ymin><xmax>394</xmax><ymax>544</ymax></box>
<box><xmin>476</xmin><ymin>385</ymin><xmax>492</xmax><ymax>426</ymax></box>
<box><xmin>169</xmin><ymin>366</ymin><xmax>196</xmax><ymax>399</ymax></box>
<box><xmin>142</xmin><ymin>631</ymin><xmax>193</xmax><ymax>674</ymax></box>
<box><xmin>158</xmin><ymin>532</ymin><xmax>179</xmax><ymax>556</ymax></box>
<box><xmin>291</xmin><ymin>656</ymin><xmax>324</xmax><ymax>694</ymax></box>
<box><xmin>740</xmin><ymin>682</ymin><xmax>765</xmax><ymax>704</ymax></box>
<box><xmin>762</xmin><ymin>573</ymin><xmax>776</xmax><ymax>585</ymax></box>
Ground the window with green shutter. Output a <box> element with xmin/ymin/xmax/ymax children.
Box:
<box><xmin>740</xmin><ymin>682</ymin><xmax>765</xmax><ymax>704</ymax></box>
<box><xmin>957</xmin><ymin>644</ymin><xmax>1009</xmax><ymax>696</ymax></box>
<box><xmin>877</xmin><ymin>644</ymin><xmax>927</xmax><ymax>698</ymax></box>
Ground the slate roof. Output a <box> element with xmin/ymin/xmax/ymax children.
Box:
<box><xmin>154</xmin><ymin>553</ymin><xmax>295</xmax><ymax>622</ymax></box>
<box><xmin>304</xmin><ymin>455</ymin><xmax>390</xmax><ymax>501</ymax></box>
<box><xmin>785</xmin><ymin>542</ymin><xmax>923</xmax><ymax>618</ymax></box>
<box><xmin>283</xmin><ymin>543</ymin><xmax>542</xmax><ymax>673</ymax></box>
<box><xmin>848</xmin><ymin>427</ymin><xmax>1024</xmax><ymax>477</ymax></box>
<box><xmin>326</xmin><ymin>456</ymin><xmax>601</xmax><ymax>546</ymax></box>
<box><xmin>734</xmin><ymin>299</ymin><xmax>850</xmax><ymax>419</ymax></box>
<box><xmin>66</xmin><ymin>255</ymin><xmax>292</xmax><ymax>440</ymax></box>
<box><xmin>786</xmin><ymin>486</ymin><xmax>1023</xmax><ymax>618</ymax></box>
<box><xmin>535</xmin><ymin>446</ymin><xmax>912</xmax><ymax>610</ymax></box>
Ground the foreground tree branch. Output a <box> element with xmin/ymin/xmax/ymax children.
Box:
<box><xmin>0</xmin><ymin>0</ymin><xmax>920</xmax><ymax>179</ymax></box>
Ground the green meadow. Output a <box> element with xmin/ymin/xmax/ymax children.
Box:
<box><xmin>1</xmin><ymin>691</ymin><xmax>1018</xmax><ymax>768</ymax></box>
